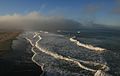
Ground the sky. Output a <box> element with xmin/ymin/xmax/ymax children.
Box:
<box><xmin>0</xmin><ymin>0</ymin><xmax>120</xmax><ymax>27</ymax></box>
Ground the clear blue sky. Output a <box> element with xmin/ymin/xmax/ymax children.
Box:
<box><xmin>0</xmin><ymin>0</ymin><xmax>120</xmax><ymax>26</ymax></box>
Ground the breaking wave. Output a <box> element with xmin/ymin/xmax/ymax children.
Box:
<box><xmin>70</xmin><ymin>37</ymin><xmax>106</xmax><ymax>53</ymax></box>
<box><xmin>25</xmin><ymin>31</ymin><xmax>111</xmax><ymax>76</ymax></box>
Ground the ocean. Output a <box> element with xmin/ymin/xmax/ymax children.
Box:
<box><xmin>23</xmin><ymin>29</ymin><xmax>120</xmax><ymax>76</ymax></box>
<box><xmin>57</xmin><ymin>29</ymin><xmax>120</xmax><ymax>76</ymax></box>
<box><xmin>1</xmin><ymin>29</ymin><xmax>120</xmax><ymax>76</ymax></box>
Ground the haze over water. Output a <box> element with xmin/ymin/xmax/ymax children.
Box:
<box><xmin>0</xmin><ymin>0</ymin><xmax>120</xmax><ymax>76</ymax></box>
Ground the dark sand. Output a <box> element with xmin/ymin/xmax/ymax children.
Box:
<box><xmin>0</xmin><ymin>32</ymin><xmax>42</xmax><ymax>76</ymax></box>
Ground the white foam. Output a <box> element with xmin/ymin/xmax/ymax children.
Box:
<box><xmin>26</xmin><ymin>32</ymin><xmax>110</xmax><ymax>75</ymax></box>
<box><xmin>70</xmin><ymin>38</ymin><xmax>106</xmax><ymax>52</ymax></box>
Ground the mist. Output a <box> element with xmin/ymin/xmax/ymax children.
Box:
<box><xmin>0</xmin><ymin>11</ymin><xmax>119</xmax><ymax>31</ymax></box>
<box><xmin>0</xmin><ymin>12</ymin><xmax>81</xmax><ymax>31</ymax></box>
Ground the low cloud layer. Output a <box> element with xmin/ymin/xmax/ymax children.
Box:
<box><xmin>0</xmin><ymin>11</ymin><xmax>119</xmax><ymax>31</ymax></box>
<box><xmin>84</xmin><ymin>4</ymin><xmax>101</xmax><ymax>14</ymax></box>
<box><xmin>0</xmin><ymin>12</ymin><xmax>81</xmax><ymax>31</ymax></box>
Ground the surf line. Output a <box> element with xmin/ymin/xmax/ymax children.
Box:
<box><xmin>25</xmin><ymin>32</ymin><xmax>44</xmax><ymax>71</ymax></box>
<box><xmin>26</xmin><ymin>32</ymin><xmax>109</xmax><ymax>74</ymax></box>
<box><xmin>70</xmin><ymin>37</ymin><xmax>106</xmax><ymax>52</ymax></box>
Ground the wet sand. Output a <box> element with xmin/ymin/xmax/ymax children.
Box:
<box><xmin>0</xmin><ymin>59</ymin><xmax>42</xmax><ymax>76</ymax></box>
<box><xmin>0</xmin><ymin>32</ymin><xmax>42</xmax><ymax>76</ymax></box>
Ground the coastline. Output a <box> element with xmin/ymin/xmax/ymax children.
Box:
<box><xmin>26</xmin><ymin>31</ymin><xmax>111</xmax><ymax>76</ymax></box>
<box><xmin>0</xmin><ymin>32</ymin><xmax>42</xmax><ymax>76</ymax></box>
<box><xmin>0</xmin><ymin>32</ymin><xmax>21</xmax><ymax>55</ymax></box>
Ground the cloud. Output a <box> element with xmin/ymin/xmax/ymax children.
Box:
<box><xmin>111</xmin><ymin>6</ymin><xmax>120</xmax><ymax>14</ymax></box>
<box><xmin>110</xmin><ymin>0</ymin><xmax>120</xmax><ymax>15</ymax></box>
<box><xmin>41</xmin><ymin>4</ymin><xmax>46</xmax><ymax>9</ymax></box>
<box><xmin>0</xmin><ymin>11</ymin><xmax>119</xmax><ymax>31</ymax></box>
<box><xmin>115</xmin><ymin>0</ymin><xmax>120</xmax><ymax>4</ymax></box>
<box><xmin>83</xmin><ymin>4</ymin><xmax>101</xmax><ymax>14</ymax></box>
<box><xmin>0</xmin><ymin>11</ymin><xmax>81</xmax><ymax>31</ymax></box>
<box><xmin>39</xmin><ymin>4</ymin><xmax>47</xmax><ymax>11</ymax></box>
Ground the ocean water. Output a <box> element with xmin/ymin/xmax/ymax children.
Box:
<box><xmin>21</xmin><ymin>29</ymin><xmax>120</xmax><ymax>76</ymax></box>
<box><xmin>57</xmin><ymin>29</ymin><xmax>120</xmax><ymax>76</ymax></box>
<box><xmin>1</xmin><ymin>29</ymin><xmax>118</xmax><ymax>76</ymax></box>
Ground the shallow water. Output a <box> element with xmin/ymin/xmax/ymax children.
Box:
<box><xmin>25</xmin><ymin>31</ymin><xmax>114</xmax><ymax>76</ymax></box>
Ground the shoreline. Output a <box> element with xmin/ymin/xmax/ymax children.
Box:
<box><xmin>26</xmin><ymin>31</ymin><xmax>111</xmax><ymax>76</ymax></box>
<box><xmin>0</xmin><ymin>32</ymin><xmax>42</xmax><ymax>76</ymax></box>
